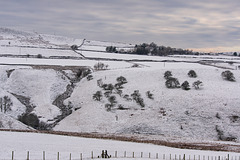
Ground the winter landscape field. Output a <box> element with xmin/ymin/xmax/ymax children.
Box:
<box><xmin>0</xmin><ymin>28</ymin><xmax>240</xmax><ymax>159</ymax></box>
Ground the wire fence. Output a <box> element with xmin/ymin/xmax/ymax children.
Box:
<box><xmin>5</xmin><ymin>150</ymin><xmax>240</xmax><ymax>160</ymax></box>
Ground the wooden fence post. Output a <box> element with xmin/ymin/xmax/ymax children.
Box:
<box><xmin>170</xmin><ymin>154</ymin><xmax>171</xmax><ymax>160</ymax></box>
<box><xmin>149</xmin><ymin>152</ymin><xmax>151</xmax><ymax>158</ymax></box>
<box><xmin>69</xmin><ymin>153</ymin><xmax>71</xmax><ymax>160</ymax></box>
<box><xmin>12</xmin><ymin>151</ymin><xmax>14</xmax><ymax>160</ymax></box>
<box><xmin>156</xmin><ymin>153</ymin><xmax>158</xmax><ymax>159</ymax></box>
<box><xmin>27</xmin><ymin>151</ymin><xmax>29</xmax><ymax>160</ymax></box>
<box><xmin>115</xmin><ymin>151</ymin><xmax>117</xmax><ymax>158</ymax></box>
<box><xmin>133</xmin><ymin>152</ymin><xmax>134</xmax><ymax>158</ymax></box>
<box><xmin>43</xmin><ymin>151</ymin><xmax>45</xmax><ymax>160</ymax></box>
<box><xmin>124</xmin><ymin>151</ymin><xmax>126</xmax><ymax>158</ymax></box>
<box><xmin>80</xmin><ymin>153</ymin><xmax>82</xmax><ymax>160</ymax></box>
<box><xmin>57</xmin><ymin>152</ymin><xmax>60</xmax><ymax>160</ymax></box>
<box><xmin>141</xmin><ymin>152</ymin><xmax>143</xmax><ymax>158</ymax></box>
<box><xmin>91</xmin><ymin>151</ymin><xmax>93</xmax><ymax>159</ymax></box>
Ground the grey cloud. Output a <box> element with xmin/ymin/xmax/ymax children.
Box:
<box><xmin>0</xmin><ymin>0</ymin><xmax>240</xmax><ymax>51</ymax></box>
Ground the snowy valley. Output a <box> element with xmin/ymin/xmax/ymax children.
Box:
<box><xmin>0</xmin><ymin>28</ymin><xmax>240</xmax><ymax>158</ymax></box>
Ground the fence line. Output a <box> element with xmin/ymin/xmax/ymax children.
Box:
<box><xmin>7</xmin><ymin>150</ymin><xmax>240</xmax><ymax>160</ymax></box>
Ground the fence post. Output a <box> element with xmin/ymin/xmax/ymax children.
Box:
<box><xmin>70</xmin><ymin>153</ymin><xmax>71</xmax><ymax>160</ymax></box>
<box><xmin>133</xmin><ymin>152</ymin><xmax>134</xmax><ymax>158</ymax></box>
<box><xmin>183</xmin><ymin>154</ymin><xmax>185</xmax><ymax>160</ymax></box>
<box><xmin>199</xmin><ymin>155</ymin><xmax>201</xmax><ymax>160</ymax></box>
<box><xmin>115</xmin><ymin>151</ymin><xmax>117</xmax><ymax>158</ymax></box>
<box><xmin>149</xmin><ymin>152</ymin><xmax>151</xmax><ymax>158</ymax></box>
<box><xmin>163</xmin><ymin>154</ymin><xmax>165</xmax><ymax>160</ymax></box>
<box><xmin>27</xmin><ymin>151</ymin><xmax>29</xmax><ymax>160</ymax></box>
<box><xmin>91</xmin><ymin>151</ymin><xmax>93</xmax><ymax>159</ymax></box>
<box><xmin>12</xmin><ymin>151</ymin><xmax>14</xmax><ymax>160</ymax></box>
<box><xmin>80</xmin><ymin>153</ymin><xmax>82</xmax><ymax>160</ymax></box>
<box><xmin>124</xmin><ymin>151</ymin><xmax>126</xmax><ymax>158</ymax></box>
<box><xmin>57</xmin><ymin>152</ymin><xmax>60</xmax><ymax>160</ymax></box>
<box><xmin>170</xmin><ymin>154</ymin><xmax>171</xmax><ymax>160</ymax></box>
<box><xmin>43</xmin><ymin>151</ymin><xmax>45</xmax><ymax>160</ymax></box>
<box><xmin>141</xmin><ymin>152</ymin><xmax>143</xmax><ymax>158</ymax></box>
<box><xmin>156</xmin><ymin>153</ymin><xmax>158</xmax><ymax>159</ymax></box>
<box><xmin>179</xmin><ymin>155</ymin><xmax>181</xmax><ymax>160</ymax></box>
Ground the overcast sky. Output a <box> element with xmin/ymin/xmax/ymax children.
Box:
<box><xmin>1</xmin><ymin>0</ymin><xmax>240</xmax><ymax>52</ymax></box>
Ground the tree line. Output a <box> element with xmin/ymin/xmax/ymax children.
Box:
<box><xmin>106</xmin><ymin>42</ymin><xmax>196</xmax><ymax>56</ymax></box>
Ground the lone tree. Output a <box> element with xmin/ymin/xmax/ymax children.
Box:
<box><xmin>164</xmin><ymin>71</ymin><xmax>172</xmax><ymax>79</ymax></box>
<box><xmin>93</xmin><ymin>91</ymin><xmax>103</xmax><ymax>101</ymax></box>
<box><xmin>181</xmin><ymin>81</ymin><xmax>190</xmax><ymax>90</ymax></box>
<box><xmin>192</xmin><ymin>80</ymin><xmax>203</xmax><ymax>89</ymax></box>
<box><xmin>116</xmin><ymin>76</ymin><xmax>127</xmax><ymax>85</ymax></box>
<box><xmin>105</xmin><ymin>95</ymin><xmax>117</xmax><ymax>111</ymax></box>
<box><xmin>71</xmin><ymin>45</ymin><xmax>78</xmax><ymax>50</ymax></box>
<box><xmin>221</xmin><ymin>70</ymin><xmax>235</xmax><ymax>81</ymax></box>
<box><xmin>233</xmin><ymin>52</ymin><xmax>238</xmax><ymax>56</ymax></box>
<box><xmin>165</xmin><ymin>77</ymin><xmax>180</xmax><ymax>88</ymax></box>
<box><xmin>188</xmin><ymin>70</ymin><xmax>197</xmax><ymax>78</ymax></box>
<box><xmin>115</xmin><ymin>76</ymin><xmax>127</xmax><ymax>90</ymax></box>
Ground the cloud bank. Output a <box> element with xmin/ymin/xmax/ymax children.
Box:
<box><xmin>0</xmin><ymin>0</ymin><xmax>240</xmax><ymax>52</ymax></box>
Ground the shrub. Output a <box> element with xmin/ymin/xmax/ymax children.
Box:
<box><xmin>164</xmin><ymin>71</ymin><xmax>172</xmax><ymax>79</ymax></box>
<box><xmin>102</xmin><ymin>84</ymin><xmax>114</xmax><ymax>91</ymax></box>
<box><xmin>123</xmin><ymin>94</ymin><xmax>132</xmax><ymax>101</ymax></box>
<box><xmin>87</xmin><ymin>75</ymin><xmax>93</xmax><ymax>81</ymax></box>
<box><xmin>36</xmin><ymin>54</ymin><xmax>42</xmax><ymax>58</ymax></box>
<box><xmin>131</xmin><ymin>90</ymin><xmax>145</xmax><ymax>108</ymax></box>
<box><xmin>82</xmin><ymin>69</ymin><xmax>92</xmax><ymax>77</ymax></box>
<box><xmin>93</xmin><ymin>91</ymin><xmax>103</xmax><ymax>101</ymax></box>
<box><xmin>181</xmin><ymin>81</ymin><xmax>190</xmax><ymax>90</ymax></box>
<box><xmin>108</xmin><ymin>95</ymin><xmax>117</xmax><ymax>106</ymax></box>
<box><xmin>106</xmin><ymin>46</ymin><xmax>117</xmax><ymax>53</ymax></box>
<box><xmin>38</xmin><ymin>121</ymin><xmax>51</xmax><ymax>130</ymax></box>
<box><xmin>192</xmin><ymin>80</ymin><xmax>203</xmax><ymax>89</ymax></box>
<box><xmin>116</xmin><ymin>76</ymin><xmax>127</xmax><ymax>85</ymax></box>
<box><xmin>94</xmin><ymin>62</ymin><xmax>108</xmax><ymax>70</ymax></box>
<box><xmin>146</xmin><ymin>91</ymin><xmax>154</xmax><ymax>99</ymax></box>
<box><xmin>104</xmin><ymin>91</ymin><xmax>112</xmax><ymax>98</ymax></box>
<box><xmin>18</xmin><ymin>113</ymin><xmax>39</xmax><ymax>129</ymax></box>
<box><xmin>188</xmin><ymin>70</ymin><xmax>197</xmax><ymax>78</ymax></box>
<box><xmin>165</xmin><ymin>77</ymin><xmax>180</xmax><ymax>88</ymax></box>
<box><xmin>76</xmin><ymin>68</ymin><xmax>92</xmax><ymax>79</ymax></box>
<box><xmin>0</xmin><ymin>96</ymin><xmax>13</xmax><ymax>113</ymax></box>
<box><xmin>221</xmin><ymin>70</ymin><xmax>235</xmax><ymax>81</ymax></box>
<box><xmin>131</xmin><ymin>64</ymin><xmax>140</xmax><ymax>68</ymax></box>
<box><xmin>71</xmin><ymin>45</ymin><xmax>78</xmax><ymax>50</ymax></box>
<box><xmin>105</xmin><ymin>103</ymin><xmax>112</xmax><ymax>111</ymax></box>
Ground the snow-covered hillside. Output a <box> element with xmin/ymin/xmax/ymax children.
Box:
<box><xmin>0</xmin><ymin>27</ymin><xmax>240</xmax><ymax>150</ymax></box>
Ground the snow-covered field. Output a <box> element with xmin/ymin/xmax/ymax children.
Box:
<box><xmin>0</xmin><ymin>131</ymin><xmax>239</xmax><ymax>160</ymax></box>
